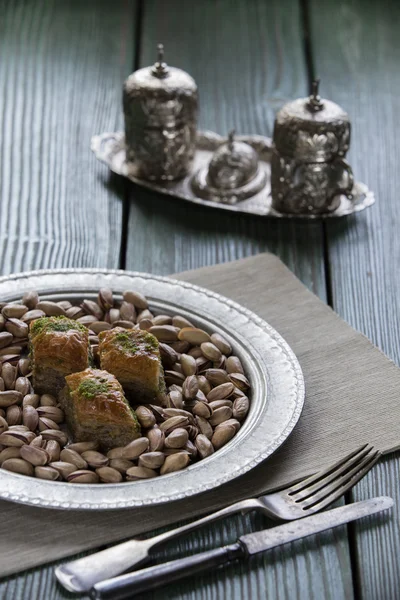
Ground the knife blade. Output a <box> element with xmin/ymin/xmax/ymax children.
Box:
<box><xmin>90</xmin><ymin>496</ymin><xmax>393</xmax><ymax>600</ymax></box>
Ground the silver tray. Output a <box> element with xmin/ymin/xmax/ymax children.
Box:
<box><xmin>91</xmin><ymin>130</ymin><xmax>375</xmax><ymax>219</ymax></box>
<box><xmin>0</xmin><ymin>269</ymin><xmax>304</xmax><ymax>510</ymax></box>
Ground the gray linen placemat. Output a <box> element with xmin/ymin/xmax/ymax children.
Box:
<box><xmin>1</xmin><ymin>253</ymin><xmax>399</xmax><ymax>577</ymax></box>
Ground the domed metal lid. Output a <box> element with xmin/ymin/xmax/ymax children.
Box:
<box><xmin>275</xmin><ymin>80</ymin><xmax>349</xmax><ymax>126</ymax></box>
<box><xmin>273</xmin><ymin>80</ymin><xmax>351</xmax><ymax>162</ymax></box>
<box><xmin>191</xmin><ymin>131</ymin><xmax>267</xmax><ymax>203</ymax></box>
<box><xmin>207</xmin><ymin>131</ymin><xmax>259</xmax><ymax>190</ymax></box>
<box><xmin>124</xmin><ymin>44</ymin><xmax>197</xmax><ymax>95</ymax></box>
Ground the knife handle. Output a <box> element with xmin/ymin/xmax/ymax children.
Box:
<box><xmin>91</xmin><ymin>542</ymin><xmax>246</xmax><ymax>600</ymax></box>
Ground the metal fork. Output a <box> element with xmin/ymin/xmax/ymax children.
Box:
<box><xmin>55</xmin><ymin>444</ymin><xmax>380</xmax><ymax>594</ymax></box>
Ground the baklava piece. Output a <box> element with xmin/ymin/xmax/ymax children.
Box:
<box><xmin>30</xmin><ymin>316</ymin><xmax>91</xmax><ymax>396</ymax></box>
<box><xmin>98</xmin><ymin>327</ymin><xmax>166</xmax><ymax>405</ymax></box>
<box><xmin>61</xmin><ymin>368</ymin><xmax>141</xmax><ymax>450</ymax></box>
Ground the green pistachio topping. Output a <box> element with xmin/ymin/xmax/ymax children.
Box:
<box><xmin>30</xmin><ymin>316</ymin><xmax>86</xmax><ymax>337</ymax></box>
<box><xmin>114</xmin><ymin>332</ymin><xmax>139</xmax><ymax>353</ymax></box>
<box><xmin>114</xmin><ymin>330</ymin><xmax>158</xmax><ymax>354</ymax></box>
<box><xmin>77</xmin><ymin>378</ymin><xmax>109</xmax><ymax>399</ymax></box>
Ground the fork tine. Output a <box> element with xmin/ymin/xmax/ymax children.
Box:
<box><xmin>300</xmin><ymin>451</ymin><xmax>382</xmax><ymax>514</ymax></box>
<box><xmin>291</xmin><ymin>445</ymin><xmax>375</xmax><ymax>501</ymax></box>
<box><xmin>288</xmin><ymin>443</ymin><xmax>372</xmax><ymax>495</ymax></box>
<box><xmin>299</xmin><ymin>450</ymin><xmax>381</xmax><ymax>510</ymax></box>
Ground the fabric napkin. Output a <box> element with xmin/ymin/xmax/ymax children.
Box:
<box><xmin>1</xmin><ymin>252</ymin><xmax>400</xmax><ymax>577</ymax></box>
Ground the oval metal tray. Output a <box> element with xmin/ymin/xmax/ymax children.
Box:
<box><xmin>91</xmin><ymin>130</ymin><xmax>375</xmax><ymax>219</ymax></box>
<box><xmin>0</xmin><ymin>269</ymin><xmax>304</xmax><ymax>510</ymax></box>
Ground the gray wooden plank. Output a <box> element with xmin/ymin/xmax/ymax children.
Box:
<box><xmin>124</xmin><ymin>1</ymin><xmax>352</xmax><ymax>599</ymax></box>
<box><xmin>0</xmin><ymin>0</ymin><xmax>134</xmax><ymax>274</ymax></box>
<box><xmin>0</xmin><ymin>0</ymin><xmax>136</xmax><ymax>597</ymax></box>
<box><xmin>309</xmin><ymin>1</ymin><xmax>400</xmax><ymax>598</ymax></box>
<box><xmin>0</xmin><ymin>2</ymin><xmax>352</xmax><ymax>600</ymax></box>
<box><xmin>125</xmin><ymin>0</ymin><xmax>327</xmax><ymax>301</ymax></box>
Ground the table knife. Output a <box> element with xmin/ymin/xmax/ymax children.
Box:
<box><xmin>89</xmin><ymin>496</ymin><xmax>393</xmax><ymax>600</ymax></box>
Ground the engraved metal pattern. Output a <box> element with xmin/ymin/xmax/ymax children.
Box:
<box><xmin>0</xmin><ymin>269</ymin><xmax>304</xmax><ymax>510</ymax></box>
<box><xmin>91</xmin><ymin>130</ymin><xmax>375</xmax><ymax>219</ymax></box>
<box><xmin>273</xmin><ymin>81</ymin><xmax>351</xmax><ymax>163</ymax></box>
<box><xmin>271</xmin><ymin>152</ymin><xmax>354</xmax><ymax>215</ymax></box>
<box><xmin>274</xmin><ymin>113</ymin><xmax>351</xmax><ymax>162</ymax></box>
<box><xmin>123</xmin><ymin>45</ymin><xmax>198</xmax><ymax>181</ymax></box>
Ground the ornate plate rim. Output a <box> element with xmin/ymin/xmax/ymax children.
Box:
<box><xmin>0</xmin><ymin>268</ymin><xmax>305</xmax><ymax>510</ymax></box>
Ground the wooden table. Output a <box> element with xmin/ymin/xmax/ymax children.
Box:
<box><xmin>0</xmin><ymin>1</ymin><xmax>399</xmax><ymax>598</ymax></box>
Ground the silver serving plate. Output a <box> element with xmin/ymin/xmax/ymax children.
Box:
<box><xmin>0</xmin><ymin>269</ymin><xmax>304</xmax><ymax>510</ymax></box>
<box><xmin>91</xmin><ymin>131</ymin><xmax>375</xmax><ymax>219</ymax></box>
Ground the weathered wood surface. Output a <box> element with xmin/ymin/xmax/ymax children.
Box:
<box><xmin>125</xmin><ymin>0</ymin><xmax>327</xmax><ymax>302</ymax></box>
<box><xmin>0</xmin><ymin>0</ymin><xmax>133</xmax><ymax>275</ymax></box>
<box><xmin>0</xmin><ymin>1</ymin><xmax>348</xmax><ymax>599</ymax></box>
<box><xmin>310</xmin><ymin>0</ymin><xmax>400</xmax><ymax>598</ymax></box>
<box><xmin>1</xmin><ymin>0</ymin><xmax>398</xmax><ymax>598</ymax></box>
<box><xmin>123</xmin><ymin>1</ymin><xmax>351</xmax><ymax>600</ymax></box>
<box><xmin>0</xmin><ymin>0</ymin><xmax>135</xmax><ymax>596</ymax></box>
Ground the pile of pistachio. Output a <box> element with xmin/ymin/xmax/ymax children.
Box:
<box><xmin>0</xmin><ymin>288</ymin><xmax>250</xmax><ymax>484</ymax></box>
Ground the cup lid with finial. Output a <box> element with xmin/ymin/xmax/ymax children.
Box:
<box><xmin>124</xmin><ymin>43</ymin><xmax>197</xmax><ymax>98</ymax></box>
<box><xmin>273</xmin><ymin>79</ymin><xmax>351</xmax><ymax>163</ymax></box>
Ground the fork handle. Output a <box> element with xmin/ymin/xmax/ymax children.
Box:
<box><xmin>148</xmin><ymin>497</ymin><xmax>261</xmax><ymax>547</ymax></box>
<box><xmin>56</xmin><ymin>497</ymin><xmax>261</xmax><ymax>593</ymax></box>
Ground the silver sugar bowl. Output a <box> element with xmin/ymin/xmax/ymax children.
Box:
<box><xmin>123</xmin><ymin>44</ymin><xmax>198</xmax><ymax>181</ymax></box>
<box><xmin>271</xmin><ymin>80</ymin><xmax>354</xmax><ymax>215</ymax></box>
<box><xmin>191</xmin><ymin>131</ymin><xmax>267</xmax><ymax>204</ymax></box>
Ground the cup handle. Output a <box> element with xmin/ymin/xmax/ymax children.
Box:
<box><xmin>334</xmin><ymin>158</ymin><xmax>354</xmax><ymax>199</ymax></box>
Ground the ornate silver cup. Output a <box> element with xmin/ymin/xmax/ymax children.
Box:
<box><xmin>123</xmin><ymin>44</ymin><xmax>198</xmax><ymax>181</ymax></box>
<box><xmin>271</xmin><ymin>80</ymin><xmax>355</xmax><ymax>215</ymax></box>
